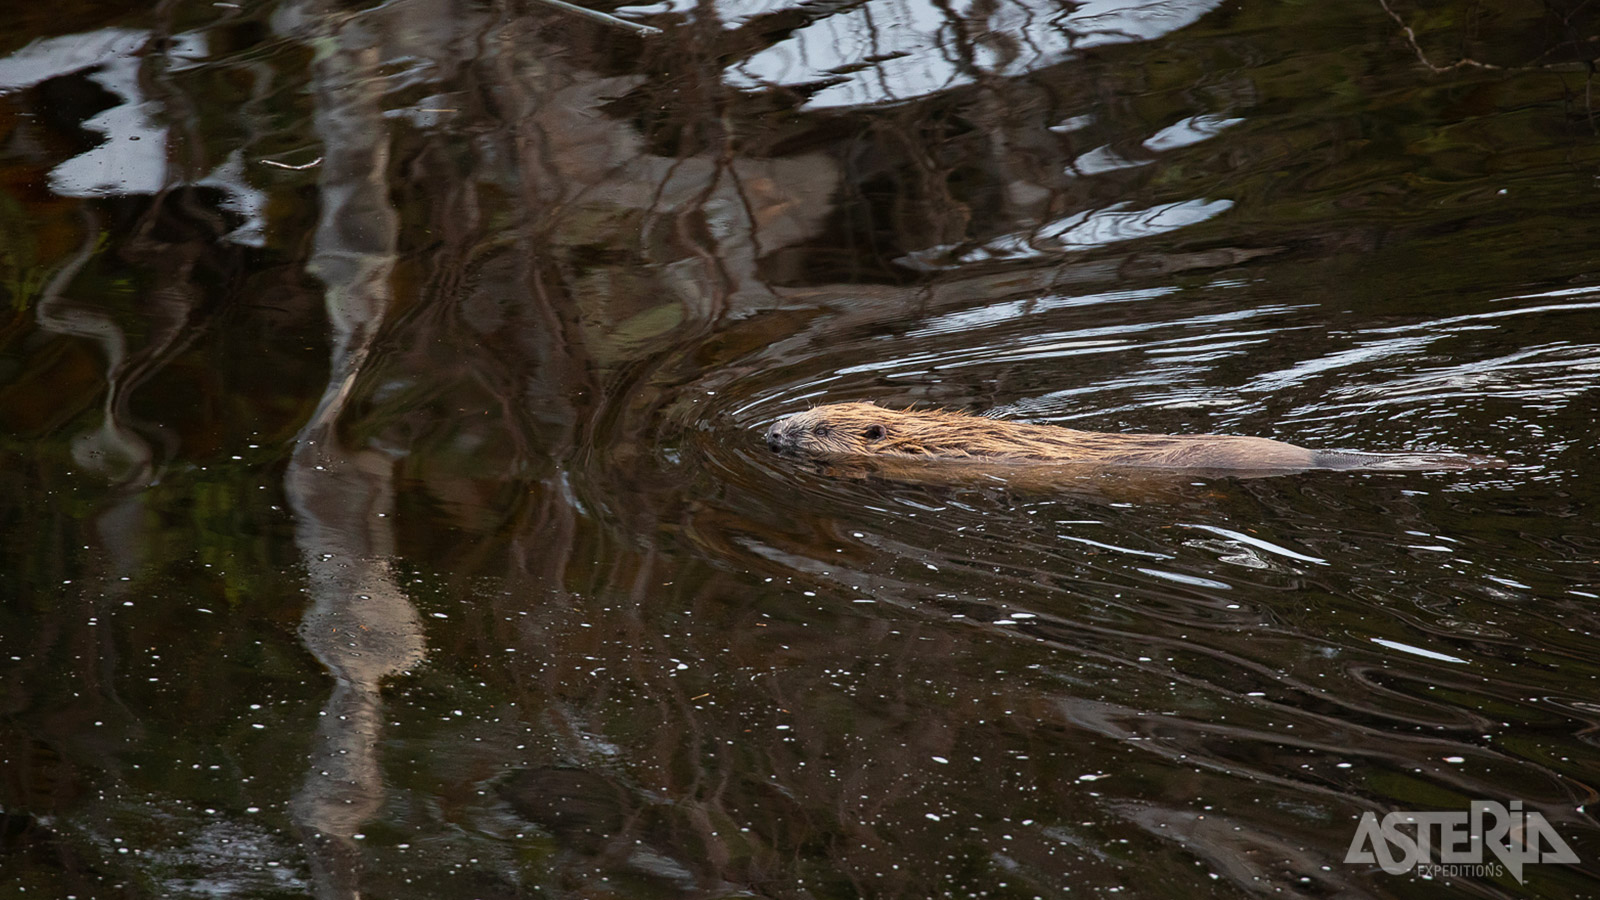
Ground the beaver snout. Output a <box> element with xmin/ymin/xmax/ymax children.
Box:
<box><xmin>764</xmin><ymin>421</ymin><xmax>797</xmax><ymax>455</ymax></box>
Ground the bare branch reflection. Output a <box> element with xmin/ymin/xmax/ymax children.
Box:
<box><xmin>279</xmin><ymin>5</ymin><xmax>425</xmax><ymax>897</ymax></box>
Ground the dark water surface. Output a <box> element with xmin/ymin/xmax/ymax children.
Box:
<box><xmin>2</xmin><ymin>0</ymin><xmax>1599</xmax><ymax>897</ymax></box>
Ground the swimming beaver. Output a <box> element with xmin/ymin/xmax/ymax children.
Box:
<box><xmin>764</xmin><ymin>402</ymin><xmax>1500</xmax><ymax>472</ymax></box>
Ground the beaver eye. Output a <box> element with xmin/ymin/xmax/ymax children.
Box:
<box><xmin>814</xmin><ymin>425</ymin><xmax>832</xmax><ymax>437</ymax></box>
<box><xmin>865</xmin><ymin>424</ymin><xmax>885</xmax><ymax>441</ymax></box>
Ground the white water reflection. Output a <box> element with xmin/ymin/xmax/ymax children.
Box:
<box><xmin>0</xmin><ymin>28</ymin><xmax>147</xmax><ymax>90</ymax></box>
<box><xmin>906</xmin><ymin>285</ymin><xmax>1178</xmax><ymax>336</ymax></box>
<box><xmin>0</xmin><ymin>29</ymin><xmax>165</xmax><ymax>197</ymax></box>
<box><xmin>1050</xmin><ymin>199</ymin><xmax>1234</xmax><ymax>249</ymax></box>
<box><xmin>1242</xmin><ymin>298</ymin><xmax>1600</xmax><ymax>423</ymax></box>
<box><xmin>1242</xmin><ymin>335</ymin><xmax>1438</xmax><ymax>394</ymax></box>
<box><xmin>1182</xmin><ymin>524</ymin><xmax>1329</xmax><ymax>566</ymax></box>
<box><xmin>1370</xmin><ymin>638</ymin><xmax>1470</xmax><ymax>665</ymax></box>
<box><xmin>724</xmin><ymin>0</ymin><xmax>1225</xmax><ymax>108</ymax></box>
<box><xmin>1071</xmin><ymin>145</ymin><xmax>1153</xmax><ymax>175</ymax></box>
<box><xmin>1143</xmin><ymin>115</ymin><xmax>1243</xmax><ymax>152</ymax></box>
<box><xmin>902</xmin><ymin>198</ymin><xmax>1235</xmax><ymax>269</ymax></box>
<box><xmin>0</xmin><ymin>27</ymin><xmax>266</xmax><ymax>243</ymax></box>
<box><xmin>840</xmin><ymin>303</ymin><xmax>1294</xmax><ymax>387</ymax></box>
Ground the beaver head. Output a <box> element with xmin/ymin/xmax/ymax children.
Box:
<box><xmin>765</xmin><ymin>402</ymin><xmax>1044</xmax><ymax>461</ymax></box>
<box><xmin>765</xmin><ymin>402</ymin><xmax>892</xmax><ymax>459</ymax></box>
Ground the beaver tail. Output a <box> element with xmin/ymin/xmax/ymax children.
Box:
<box><xmin>1308</xmin><ymin>449</ymin><xmax>1507</xmax><ymax>471</ymax></box>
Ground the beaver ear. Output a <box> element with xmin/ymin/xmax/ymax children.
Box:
<box><xmin>865</xmin><ymin>424</ymin><xmax>886</xmax><ymax>441</ymax></box>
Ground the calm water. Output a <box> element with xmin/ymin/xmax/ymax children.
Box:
<box><xmin>2</xmin><ymin>0</ymin><xmax>1599</xmax><ymax>897</ymax></box>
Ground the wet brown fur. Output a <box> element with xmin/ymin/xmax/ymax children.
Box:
<box><xmin>765</xmin><ymin>402</ymin><xmax>1496</xmax><ymax>471</ymax></box>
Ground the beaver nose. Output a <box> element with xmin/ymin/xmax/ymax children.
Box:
<box><xmin>764</xmin><ymin>423</ymin><xmax>793</xmax><ymax>454</ymax></box>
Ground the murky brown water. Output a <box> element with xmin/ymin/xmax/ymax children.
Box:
<box><xmin>2</xmin><ymin>0</ymin><xmax>1599</xmax><ymax>897</ymax></box>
